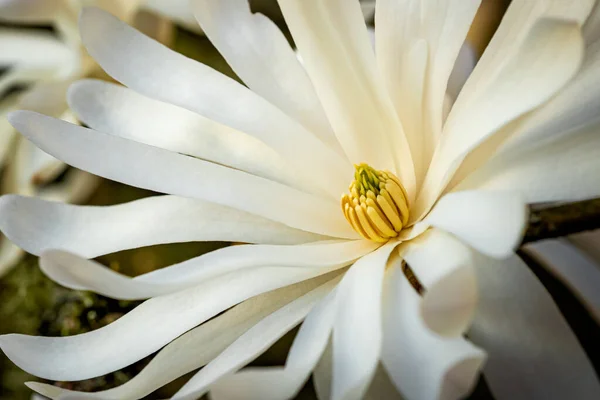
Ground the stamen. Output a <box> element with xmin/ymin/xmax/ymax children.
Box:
<box><xmin>341</xmin><ymin>163</ymin><xmax>410</xmax><ymax>242</ymax></box>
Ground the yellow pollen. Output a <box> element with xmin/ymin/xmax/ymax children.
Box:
<box><xmin>341</xmin><ymin>163</ymin><xmax>409</xmax><ymax>242</ymax></box>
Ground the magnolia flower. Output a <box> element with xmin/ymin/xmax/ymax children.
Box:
<box><xmin>0</xmin><ymin>0</ymin><xmax>195</xmax><ymax>275</ymax></box>
<box><xmin>1</xmin><ymin>0</ymin><xmax>600</xmax><ymax>399</ymax></box>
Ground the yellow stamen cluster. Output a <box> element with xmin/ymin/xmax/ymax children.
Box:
<box><xmin>341</xmin><ymin>163</ymin><xmax>409</xmax><ymax>242</ymax></box>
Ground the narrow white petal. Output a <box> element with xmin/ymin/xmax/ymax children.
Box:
<box><xmin>458</xmin><ymin>123</ymin><xmax>600</xmax><ymax>204</ymax></box>
<box><xmin>171</xmin><ymin>276</ymin><xmax>341</xmax><ymax>400</ymax></box>
<box><xmin>27</xmin><ymin>273</ymin><xmax>336</xmax><ymax>400</ymax></box>
<box><xmin>447</xmin><ymin>43</ymin><xmax>478</xmax><ymax>103</ymax></box>
<box><xmin>416</xmin><ymin>17</ymin><xmax>585</xmax><ymax>220</ymax></box>
<box><xmin>209</xmin><ymin>289</ymin><xmax>337</xmax><ymax>400</ymax></box>
<box><xmin>401</xmin><ymin>229</ymin><xmax>477</xmax><ymax>337</ymax></box>
<box><xmin>37</xmin><ymin>240</ymin><xmax>376</xmax><ymax>299</ymax></box>
<box><xmin>375</xmin><ymin>0</ymin><xmax>480</xmax><ymax>182</ymax></box>
<box><xmin>313</xmin><ymin>340</ymin><xmax>333</xmax><ymax>400</ymax></box>
<box><xmin>67</xmin><ymin>79</ymin><xmax>321</xmax><ymax>195</ymax></box>
<box><xmin>469</xmin><ymin>253</ymin><xmax>600</xmax><ymax>399</ymax></box>
<box><xmin>8</xmin><ymin>111</ymin><xmax>357</xmax><ymax>239</ymax></box>
<box><xmin>191</xmin><ymin>0</ymin><xmax>340</xmax><ymax>152</ymax></box>
<box><xmin>277</xmin><ymin>0</ymin><xmax>415</xmax><ymax>200</ymax></box>
<box><xmin>0</xmin><ymin>266</ymin><xmax>334</xmax><ymax>381</ymax></box>
<box><xmin>524</xmin><ymin>239</ymin><xmax>600</xmax><ymax>323</ymax></box>
<box><xmin>382</xmin><ymin>266</ymin><xmax>486</xmax><ymax>400</ymax></box>
<box><xmin>424</xmin><ymin>190</ymin><xmax>528</xmax><ymax>258</ymax></box>
<box><xmin>79</xmin><ymin>7</ymin><xmax>349</xmax><ymax>196</ymax></box>
<box><xmin>332</xmin><ymin>242</ymin><xmax>398</xmax><ymax>400</ymax></box>
<box><xmin>0</xmin><ymin>194</ymin><xmax>324</xmax><ymax>258</ymax></box>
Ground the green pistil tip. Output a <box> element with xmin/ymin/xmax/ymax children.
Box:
<box><xmin>354</xmin><ymin>163</ymin><xmax>383</xmax><ymax>196</ymax></box>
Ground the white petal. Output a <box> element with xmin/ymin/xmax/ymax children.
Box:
<box><xmin>401</xmin><ymin>229</ymin><xmax>477</xmax><ymax>337</ymax></box>
<box><xmin>0</xmin><ymin>28</ymin><xmax>78</xmax><ymax>79</ymax></box>
<box><xmin>27</xmin><ymin>272</ymin><xmax>336</xmax><ymax>400</ymax></box>
<box><xmin>375</xmin><ymin>0</ymin><xmax>480</xmax><ymax>183</ymax></box>
<box><xmin>447</xmin><ymin>43</ymin><xmax>478</xmax><ymax>103</ymax></box>
<box><xmin>569</xmin><ymin>229</ymin><xmax>600</xmax><ymax>265</ymax></box>
<box><xmin>277</xmin><ymin>0</ymin><xmax>416</xmax><ymax>200</ymax></box>
<box><xmin>8</xmin><ymin>111</ymin><xmax>357</xmax><ymax>239</ymax></box>
<box><xmin>37</xmin><ymin>240</ymin><xmax>376</xmax><ymax>299</ymax></box>
<box><xmin>470</xmin><ymin>253</ymin><xmax>600</xmax><ymax>399</ymax></box>
<box><xmin>0</xmin><ymin>94</ymin><xmax>18</xmax><ymax>167</ymax></box>
<box><xmin>381</xmin><ymin>265</ymin><xmax>485</xmax><ymax>400</ymax></box>
<box><xmin>332</xmin><ymin>242</ymin><xmax>398</xmax><ymax>400</ymax></box>
<box><xmin>415</xmin><ymin>17</ymin><xmax>585</xmax><ymax>220</ymax></box>
<box><xmin>458</xmin><ymin>123</ymin><xmax>600</xmax><ymax>204</ymax></box>
<box><xmin>584</xmin><ymin>0</ymin><xmax>600</xmax><ymax>44</ymax></box>
<box><xmin>191</xmin><ymin>0</ymin><xmax>340</xmax><ymax>153</ymax></box>
<box><xmin>79</xmin><ymin>7</ymin><xmax>349</xmax><ymax>197</ymax></box>
<box><xmin>171</xmin><ymin>275</ymin><xmax>341</xmax><ymax>400</ymax></box>
<box><xmin>209</xmin><ymin>289</ymin><xmax>337</xmax><ymax>400</ymax></box>
<box><xmin>67</xmin><ymin>79</ymin><xmax>320</xmax><ymax>195</ymax></box>
<box><xmin>425</xmin><ymin>190</ymin><xmax>528</xmax><ymax>258</ymax></box>
<box><xmin>0</xmin><ymin>265</ymin><xmax>335</xmax><ymax>381</ymax></box>
<box><xmin>35</xmin><ymin>169</ymin><xmax>99</xmax><ymax>204</ymax></box>
<box><xmin>0</xmin><ymin>194</ymin><xmax>323</xmax><ymax>258</ymax></box>
<box><xmin>523</xmin><ymin>239</ymin><xmax>600</xmax><ymax>323</ymax></box>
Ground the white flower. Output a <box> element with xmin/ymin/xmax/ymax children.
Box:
<box><xmin>1</xmin><ymin>0</ymin><xmax>600</xmax><ymax>399</ymax></box>
<box><xmin>0</xmin><ymin>0</ymin><xmax>195</xmax><ymax>275</ymax></box>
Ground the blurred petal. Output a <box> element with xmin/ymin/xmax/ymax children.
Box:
<box><xmin>8</xmin><ymin>111</ymin><xmax>357</xmax><ymax>239</ymax></box>
<box><xmin>416</xmin><ymin>18</ymin><xmax>585</xmax><ymax>219</ymax></box>
<box><xmin>171</xmin><ymin>275</ymin><xmax>341</xmax><ymax>400</ymax></box>
<box><xmin>36</xmin><ymin>239</ymin><xmax>371</xmax><ymax>299</ymax></box>
<box><xmin>142</xmin><ymin>0</ymin><xmax>200</xmax><ymax>32</ymax></box>
<box><xmin>401</xmin><ymin>229</ymin><xmax>477</xmax><ymax>337</ymax></box>
<box><xmin>28</xmin><ymin>273</ymin><xmax>336</xmax><ymax>400</ymax></box>
<box><xmin>68</xmin><ymin>79</ymin><xmax>316</xmax><ymax>195</ymax></box>
<box><xmin>332</xmin><ymin>242</ymin><xmax>398</xmax><ymax>400</ymax></box>
<box><xmin>191</xmin><ymin>0</ymin><xmax>340</xmax><ymax>152</ymax></box>
<box><xmin>0</xmin><ymin>0</ymin><xmax>62</xmax><ymax>23</ymax></box>
<box><xmin>0</xmin><ymin>236</ymin><xmax>23</xmax><ymax>278</ymax></box>
<box><xmin>375</xmin><ymin>0</ymin><xmax>480</xmax><ymax>182</ymax></box>
<box><xmin>0</xmin><ymin>266</ymin><xmax>335</xmax><ymax>381</ymax></box>
<box><xmin>459</xmin><ymin>123</ymin><xmax>600</xmax><ymax>204</ymax></box>
<box><xmin>79</xmin><ymin>7</ymin><xmax>349</xmax><ymax>197</ymax></box>
<box><xmin>0</xmin><ymin>194</ymin><xmax>324</xmax><ymax>258</ymax></box>
<box><xmin>469</xmin><ymin>253</ymin><xmax>600</xmax><ymax>399</ymax></box>
<box><xmin>278</xmin><ymin>0</ymin><xmax>416</xmax><ymax>200</ymax></box>
<box><xmin>425</xmin><ymin>190</ymin><xmax>527</xmax><ymax>258</ymax></box>
<box><xmin>524</xmin><ymin>239</ymin><xmax>600</xmax><ymax>322</ymax></box>
<box><xmin>210</xmin><ymin>289</ymin><xmax>337</xmax><ymax>400</ymax></box>
<box><xmin>381</xmin><ymin>265</ymin><xmax>485</xmax><ymax>400</ymax></box>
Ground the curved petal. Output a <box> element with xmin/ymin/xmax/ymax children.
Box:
<box><xmin>27</xmin><ymin>272</ymin><xmax>336</xmax><ymax>400</ymax></box>
<box><xmin>0</xmin><ymin>194</ymin><xmax>324</xmax><ymax>258</ymax></box>
<box><xmin>415</xmin><ymin>17</ymin><xmax>585</xmax><ymax>220</ymax></box>
<box><xmin>37</xmin><ymin>240</ymin><xmax>376</xmax><ymax>299</ymax></box>
<box><xmin>0</xmin><ymin>265</ymin><xmax>333</xmax><ymax>382</ymax></box>
<box><xmin>79</xmin><ymin>7</ymin><xmax>349</xmax><ymax>197</ymax></box>
<box><xmin>375</xmin><ymin>0</ymin><xmax>480</xmax><ymax>183</ymax></box>
<box><xmin>141</xmin><ymin>0</ymin><xmax>200</xmax><ymax>32</ymax></box>
<box><xmin>381</xmin><ymin>265</ymin><xmax>486</xmax><ymax>400</ymax></box>
<box><xmin>277</xmin><ymin>0</ymin><xmax>415</xmax><ymax>200</ymax></box>
<box><xmin>8</xmin><ymin>111</ymin><xmax>357</xmax><ymax>239</ymax></box>
<box><xmin>524</xmin><ymin>239</ymin><xmax>600</xmax><ymax>323</ymax></box>
<box><xmin>209</xmin><ymin>289</ymin><xmax>337</xmax><ymax>400</ymax></box>
<box><xmin>191</xmin><ymin>0</ymin><xmax>340</xmax><ymax>152</ymax></box>
<box><xmin>401</xmin><ymin>229</ymin><xmax>477</xmax><ymax>337</ymax></box>
<box><xmin>424</xmin><ymin>190</ymin><xmax>528</xmax><ymax>258</ymax></box>
<box><xmin>458</xmin><ymin>123</ymin><xmax>600</xmax><ymax>204</ymax></box>
<box><xmin>332</xmin><ymin>242</ymin><xmax>398</xmax><ymax>400</ymax></box>
<box><xmin>67</xmin><ymin>79</ymin><xmax>319</xmax><ymax>195</ymax></box>
<box><xmin>469</xmin><ymin>253</ymin><xmax>600</xmax><ymax>399</ymax></box>
<box><xmin>0</xmin><ymin>28</ymin><xmax>78</xmax><ymax>79</ymax></box>
<box><xmin>171</xmin><ymin>276</ymin><xmax>341</xmax><ymax>400</ymax></box>
<box><xmin>0</xmin><ymin>0</ymin><xmax>62</xmax><ymax>23</ymax></box>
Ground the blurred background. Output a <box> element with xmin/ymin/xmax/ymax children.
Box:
<box><xmin>2</xmin><ymin>0</ymin><xmax>598</xmax><ymax>399</ymax></box>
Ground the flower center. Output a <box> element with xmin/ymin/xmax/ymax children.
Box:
<box><xmin>341</xmin><ymin>163</ymin><xmax>409</xmax><ymax>242</ymax></box>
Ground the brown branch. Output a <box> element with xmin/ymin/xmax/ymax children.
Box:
<box><xmin>521</xmin><ymin>198</ymin><xmax>600</xmax><ymax>245</ymax></box>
